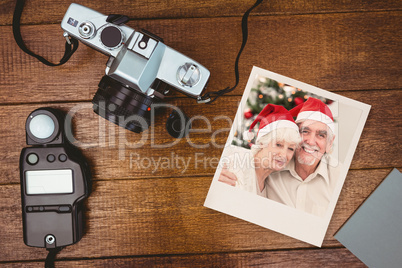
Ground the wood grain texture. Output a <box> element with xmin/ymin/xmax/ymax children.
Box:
<box><xmin>1</xmin><ymin>0</ymin><xmax>401</xmax><ymax>266</ymax></box>
<box><xmin>2</xmin><ymin>0</ymin><xmax>400</xmax><ymax>25</ymax></box>
<box><xmin>1</xmin><ymin>11</ymin><xmax>401</xmax><ymax>104</ymax></box>
<box><xmin>0</xmin><ymin>169</ymin><xmax>393</xmax><ymax>262</ymax></box>
<box><xmin>0</xmin><ymin>90</ymin><xmax>401</xmax><ymax>185</ymax></box>
<box><xmin>0</xmin><ymin>248</ymin><xmax>365</xmax><ymax>267</ymax></box>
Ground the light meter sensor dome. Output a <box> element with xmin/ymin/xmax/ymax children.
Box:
<box><xmin>29</xmin><ymin>114</ymin><xmax>55</xmax><ymax>139</ymax></box>
<box><xmin>25</xmin><ymin>108</ymin><xmax>64</xmax><ymax>145</ymax></box>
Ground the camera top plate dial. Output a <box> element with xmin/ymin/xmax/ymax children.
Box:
<box><xmin>100</xmin><ymin>25</ymin><xmax>123</xmax><ymax>49</ymax></box>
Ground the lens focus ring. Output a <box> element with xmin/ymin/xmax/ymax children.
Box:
<box><xmin>92</xmin><ymin>76</ymin><xmax>157</xmax><ymax>133</ymax></box>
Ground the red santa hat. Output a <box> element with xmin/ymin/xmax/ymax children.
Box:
<box><xmin>289</xmin><ymin>97</ymin><xmax>335</xmax><ymax>133</ymax></box>
<box><xmin>244</xmin><ymin>104</ymin><xmax>299</xmax><ymax>141</ymax></box>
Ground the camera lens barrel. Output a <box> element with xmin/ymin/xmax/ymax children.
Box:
<box><xmin>92</xmin><ymin>76</ymin><xmax>156</xmax><ymax>133</ymax></box>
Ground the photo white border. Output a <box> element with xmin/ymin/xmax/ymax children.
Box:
<box><xmin>204</xmin><ymin>66</ymin><xmax>371</xmax><ymax>247</ymax></box>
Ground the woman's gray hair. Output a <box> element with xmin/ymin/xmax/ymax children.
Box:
<box><xmin>250</xmin><ymin>128</ymin><xmax>301</xmax><ymax>156</ymax></box>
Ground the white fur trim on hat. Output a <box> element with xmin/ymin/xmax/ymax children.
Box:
<box><xmin>257</xmin><ymin>120</ymin><xmax>299</xmax><ymax>140</ymax></box>
<box><xmin>296</xmin><ymin>111</ymin><xmax>335</xmax><ymax>133</ymax></box>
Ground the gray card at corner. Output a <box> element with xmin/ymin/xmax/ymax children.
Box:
<box><xmin>335</xmin><ymin>168</ymin><xmax>402</xmax><ymax>268</ymax></box>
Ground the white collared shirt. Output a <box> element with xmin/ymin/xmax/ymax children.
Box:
<box><xmin>266</xmin><ymin>155</ymin><xmax>340</xmax><ymax>217</ymax></box>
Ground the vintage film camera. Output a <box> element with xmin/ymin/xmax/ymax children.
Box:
<box><xmin>61</xmin><ymin>3</ymin><xmax>210</xmax><ymax>135</ymax></box>
<box><xmin>20</xmin><ymin>108</ymin><xmax>91</xmax><ymax>248</ymax></box>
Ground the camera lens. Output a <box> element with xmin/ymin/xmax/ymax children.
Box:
<box><xmin>92</xmin><ymin>76</ymin><xmax>157</xmax><ymax>133</ymax></box>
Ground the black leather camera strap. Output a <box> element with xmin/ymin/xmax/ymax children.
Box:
<box><xmin>45</xmin><ymin>247</ymin><xmax>63</xmax><ymax>268</ymax></box>
<box><xmin>198</xmin><ymin>0</ymin><xmax>264</xmax><ymax>104</ymax></box>
<box><xmin>13</xmin><ymin>0</ymin><xmax>79</xmax><ymax>66</ymax></box>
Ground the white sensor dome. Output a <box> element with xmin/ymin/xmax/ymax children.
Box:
<box><xmin>29</xmin><ymin>114</ymin><xmax>55</xmax><ymax>139</ymax></box>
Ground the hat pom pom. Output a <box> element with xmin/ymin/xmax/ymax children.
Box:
<box><xmin>243</xmin><ymin>130</ymin><xmax>255</xmax><ymax>141</ymax></box>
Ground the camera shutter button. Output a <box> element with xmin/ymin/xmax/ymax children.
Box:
<box><xmin>78</xmin><ymin>22</ymin><xmax>96</xmax><ymax>39</ymax></box>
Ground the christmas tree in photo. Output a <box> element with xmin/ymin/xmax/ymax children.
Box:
<box><xmin>232</xmin><ymin>76</ymin><xmax>332</xmax><ymax>149</ymax></box>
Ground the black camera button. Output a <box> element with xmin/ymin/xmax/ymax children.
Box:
<box><xmin>27</xmin><ymin>153</ymin><xmax>39</xmax><ymax>165</ymax></box>
<box><xmin>58</xmin><ymin>206</ymin><xmax>72</xmax><ymax>213</ymax></box>
<box><xmin>47</xmin><ymin>154</ymin><xmax>56</xmax><ymax>163</ymax></box>
<box><xmin>29</xmin><ymin>206</ymin><xmax>41</xmax><ymax>212</ymax></box>
<box><xmin>59</xmin><ymin>154</ymin><xmax>67</xmax><ymax>162</ymax></box>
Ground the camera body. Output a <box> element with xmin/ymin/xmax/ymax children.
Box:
<box><xmin>61</xmin><ymin>3</ymin><xmax>210</xmax><ymax>133</ymax></box>
<box><xmin>20</xmin><ymin>108</ymin><xmax>91</xmax><ymax>248</ymax></box>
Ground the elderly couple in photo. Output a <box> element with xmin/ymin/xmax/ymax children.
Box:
<box><xmin>219</xmin><ymin>97</ymin><xmax>340</xmax><ymax>217</ymax></box>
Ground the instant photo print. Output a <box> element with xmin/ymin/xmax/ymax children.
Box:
<box><xmin>20</xmin><ymin>108</ymin><xmax>91</xmax><ymax>248</ymax></box>
<box><xmin>204</xmin><ymin>66</ymin><xmax>371</xmax><ymax>247</ymax></box>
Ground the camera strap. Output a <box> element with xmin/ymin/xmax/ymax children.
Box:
<box><xmin>197</xmin><ymin>0</ymin><xmax>264</xmax><ymax>104</ymax></box>
<box><xmin>13</xmin><ymin>0</ymin><xmax>79</xmax><ymax>66</ymax></box>
<box><xmin>45</xmin><ymin>247</ymin><xmax>63</xmax><ymax>268</ymax></box>
<box><xmin>13</xmin><ymin>0</ymin><xmax>262</xmax><ymax>99</ymax></box>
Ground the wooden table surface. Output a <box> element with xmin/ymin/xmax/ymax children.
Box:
<box><xmin>1</xmin><ymin>0</ymin><xmax>401</xmax><ymax>267</ymax></box>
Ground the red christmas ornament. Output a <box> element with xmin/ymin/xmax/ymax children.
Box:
<box><xmin>294</xmin><ymin>97</ymin><xmax>304</xmax><ymax>106</ymax></box>
<box><xmin>244</xmin><ymin>108</ymin><xmax>254</xmax><ymax>119</ymax></box>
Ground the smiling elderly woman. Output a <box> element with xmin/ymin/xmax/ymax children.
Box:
<box><xmin>219</xmin><ymin>104</ymin><xmax>301</xmax><ymax>197</ymax></box>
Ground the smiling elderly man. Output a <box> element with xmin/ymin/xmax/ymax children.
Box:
<box><xmin>218</xmin><ymin>97</ymin><xmax>341</xmax><ymax>217</ymax></box>
<box><xmin>267</xmin><ymin>97</ymin><xmax>340</xmax><ymax>217</ymax></box>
